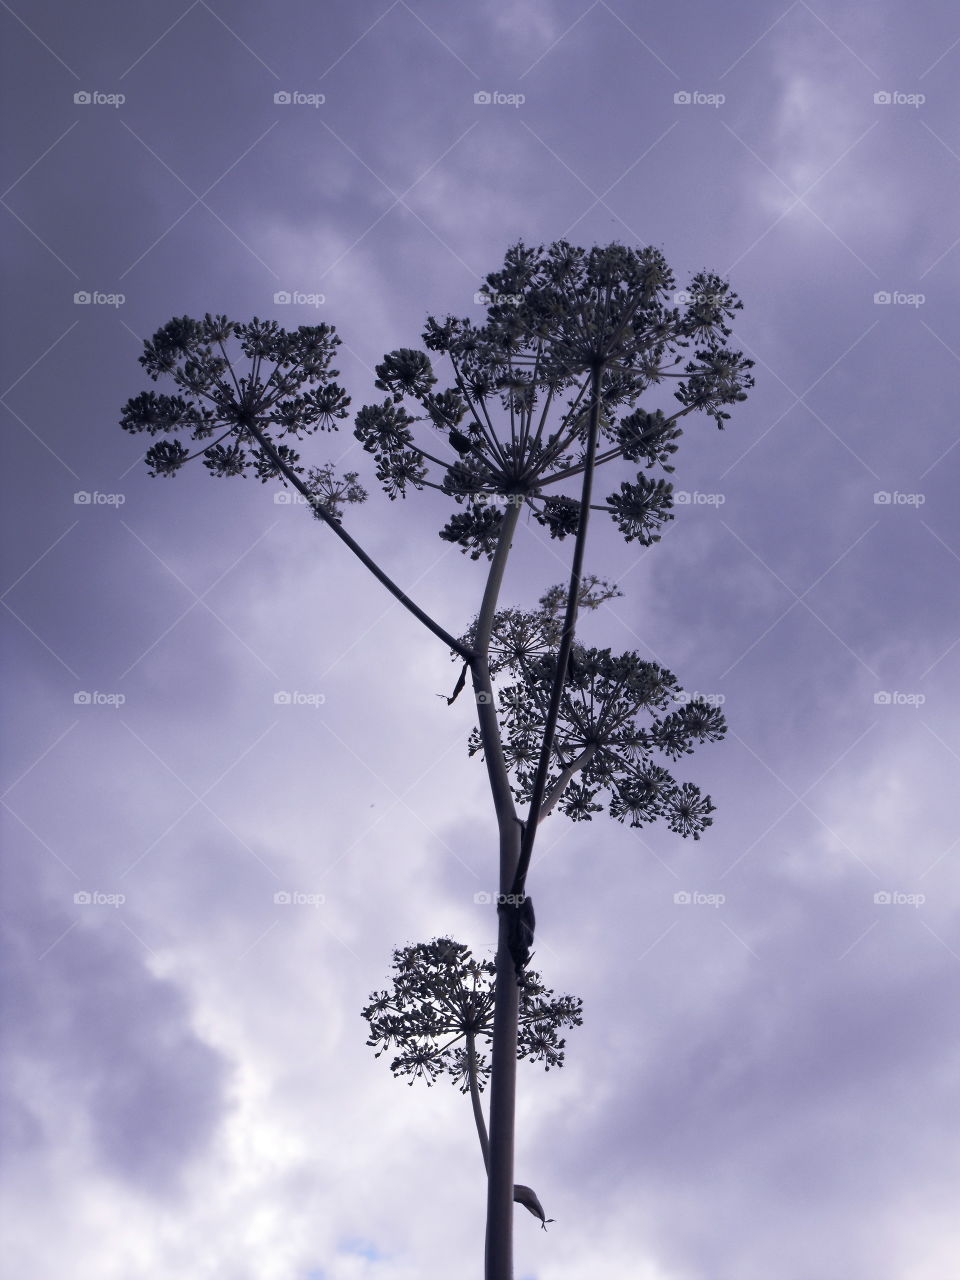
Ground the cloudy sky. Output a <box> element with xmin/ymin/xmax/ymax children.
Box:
<box><xmin>3</xmin><ymin>1</ymin><xmax>960</xmax><ymax>1276</ymax></box>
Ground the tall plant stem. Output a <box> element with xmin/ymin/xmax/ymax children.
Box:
<box><xmin>462</xmin><ymin>500</ymin><xmax>524</xmax><ymax>1280</ymax></box>
<box><xmin>480</xmin><ymin>368</ymin><xmax>604</xmax><ymax>1277</ymax></box>
<box><xmin>484</xmin><ymin>839</ymin><xmax>522</xmax><ymax>1280</ymax></box>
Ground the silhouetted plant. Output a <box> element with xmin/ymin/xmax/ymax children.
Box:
<box><xmin>121</xmin><ymin>315</ymin><xmax>361</xmax><ymax>500</ymax></box>
<box><xmin>464</xmin><ymin>587</ymin><xmax>725</xmax><ymax>836</ymax></box>
<box><xmin>361</xmin><ymin>936</ymin><xmax>582</xmax><ymax>1227</ymax></box>
<box><xmin>118</xmin><ymin>238</ymin><xmax>753</xmax><ymax>1280</ymax></box>
<box><xmin>355</xmin><ymin>241</ymin><xmax>752</xmax><ymax>558</ymax></box>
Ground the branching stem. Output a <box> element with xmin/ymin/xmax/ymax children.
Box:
<box><xmin>243</xmin><ymin>418</ymin><xmax>473</xmax><ymax>659</ymax></box>
<box><xmin>510</xmin><ymin>362</ymin><xmax>605</xmax><ymax>898</ymax></box>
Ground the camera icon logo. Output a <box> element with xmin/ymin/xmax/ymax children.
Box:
<box><xmin>74</xmin><ymin>691</ymin><xmax>92</xmax><ymax>704</ymax></box>
<box><xmin>73</xmin><ymin>491</ymin><xmax>92</xmax><ymax>504</ymax></box>
<box><xmin>274</xmin><ymin>91</ymin><xmax>291</xmax><ymax>104</ymax></box>
<box><xmin>873</xmin><ymin>291</ymin><xmax>892</xmax><ymax>304</ymax></box>
<box><xmin>474</xmin><ymin>890</ymin><xmax>493</xmax><ymax>904</ymax></box>
<box><xmin>274</xmin><ymin>290</ymin><xmax>291</xmax><ymax>304</ymax></box>
<box><xmin>74</xmin><ymin>291</ymin><xmax>91</xmax><ymax>305</ymax></box>
<box><xmin>673</xmin><ymin>91</ymin><xmax>692</xmax><ymax>104</ymax></box>
<box><xmin>873</xmin><ymin>91</ymin><xmax>892</xmax><ymax>104</ymax></box>
<box><xmin>474</xmin><ymin>91</ymin><xmax>492</xmax><ymax>104</ymax></box>
<box><xmin>873</xmin><ymin>491</ymin><xmax>891</xmax><ymax>505</ymax></box>
<box><xmin>274</xmin><ymin>890</ymin><xmax>292</xmax><ymax>904</ymax></box>
<box><xmin>673</xmin><ymin>890</ymin><xmax>692</xmax><ymax>904</ymax></box>
<box><xmin>874</xmin><ymin>890</ymin><xmax>892</xmax><ymax>904</ymax></box>
<box><xmin>74</xmin><ymin>890</ymin><xmax>92</xmax><ymax>904</ymax></box>
<box><xmin>74</xmin><ymin>91</ymin><xmax>91</xmax><ymax>104</ymax></box>
<box><xmin>274</xmin><ymin>691</ymin><xmax>292</xmax><ymax>704</ymax></box>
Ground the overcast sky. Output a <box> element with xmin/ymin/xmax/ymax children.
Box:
<box><xmin>2</xmin><ymin>2</ymin><xmax>960</xmax><ymax>1277</ymax></box>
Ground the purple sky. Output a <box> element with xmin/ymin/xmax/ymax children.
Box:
<box><xmin>3</xmin><ymin>2</ymin><xmax>960</xmax><ymax>1277</ymax></box>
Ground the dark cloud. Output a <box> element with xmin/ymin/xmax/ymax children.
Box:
<box><xmin>0</xmin><ymin>855</ymin><xmax>232</xmax><ymax>1196</ymax></box>
<box><xmin>3</xmin><ymin>0</ymin><xmax>960</xmax><ymax>1273</ymax></box>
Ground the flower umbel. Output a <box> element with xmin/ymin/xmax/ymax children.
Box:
<box><xmin>463</xmin><ymin>589</ymin><xmax>726</xmax><ymax>839</ymax></box>
<box><xmin>355</xmin><ymin>240</ymin><xmax>754</xmax><ymax>557</ymax></box>
<box><xmin>361</xmin><ymin>937</ymin><xmax>583</xmax><ymax>1090</ymax></box>
<box><xmin>120</xmin><ymin>314</ymin><xmax>363</xmax><ymax>514</ymax></box>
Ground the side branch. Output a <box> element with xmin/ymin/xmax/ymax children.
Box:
<box><xmin>467</xmin><ymin>1030</ymin><xmax>552</xmax><ymax>1230</ymax></box>
<box><xmin>511</xmin><ymin>363</ymin><xmax>605</xmax><ymax>897</ymax></box>
<box><xmin>243</xmin><ymin>419</ymin><xmax>473</xmax><ymax>659</ymax></box>
<box><xmin>539</xmin><ymin>745</ymin><xmax>597</xmax><ymax>823</ymax></box>
<box><xmin>466</xmin><ymin>1030</ymin><xmax>491</xmax><ymax>1172</ymax></box>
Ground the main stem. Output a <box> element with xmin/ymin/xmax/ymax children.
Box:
<box><xmin>484</xmin><ymin>866</ymin><xmax>522</xmax><ymax>1280</ymax></box>
<box><xmin>483</xmin><ymin>368</ymin><xmax>603</xmax><ymax>1278</ymax></box>
<box><xmin>465</xmin><ymin>501</ymin><xmax>523</xmax><ymax>1280</ymax></box>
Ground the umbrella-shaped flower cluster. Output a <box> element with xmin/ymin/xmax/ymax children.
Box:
<box><xmin>119</xmin><ymin>314</ymin><xmax>365</xmax><ymax>519</ymax></box>
<box><xmin>464</xmin><ymin>592</ymin><xmax>725</xmax><ymax>839</ymax></box>
<box><xmin>354</xmin><ymin>240</ymin><xmax>754</xmax><ymax>556</ymax></box>
<box><xmin>361</xmin><ymin>937</ymin><xmax>583</xmax><ymax>1092</ymax></box>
